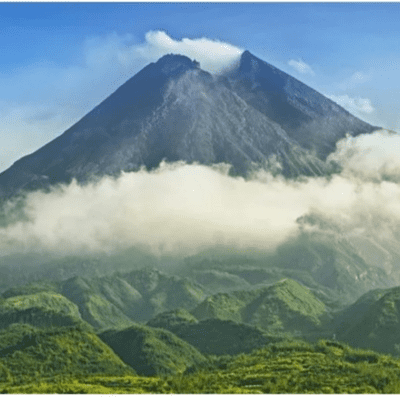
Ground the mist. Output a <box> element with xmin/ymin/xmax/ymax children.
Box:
<box><xmin>0</xmin><ymin>129</ymin><xmax>399</xmax><ymax>259</ymax></box>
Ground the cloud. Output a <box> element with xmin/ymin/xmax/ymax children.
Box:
<box><xmin>0</xmin><ymin>163</ymin><xmax>305</xmax><ymax>255</ymax></box>
<box><xmin>328</xmin><ymin>129</ymin><xmax>400</xmax><ymax>183</ymax></box>
<box><xmin>288</xmin><ymin>59</ymin><xmax>315</xmax><ymax>76</ymax></box>
<box><xmin>0</xmin><ymin>31</ymin><xmax>243</xmax><ymax>171</ymax></box>
<box><xmin>327</xmin><ymin>94</ymin><xmax>375</xmax><ymax>115</ymax></box>
<box><xmin>133</xmin><ymin>31</ymin><xmax>243</xmax><ymax>74</ymax></box>
<box><xmin>2</xmin><ymin>129</ymin><xmax>400</xmax><ymax>259</ymax></box>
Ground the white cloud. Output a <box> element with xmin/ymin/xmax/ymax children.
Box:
<box><xmin>2</xmin><ymin>129</ymin><xmax>400</xmax><ymax>258</ymax></box>
<box><xmin>288</xmin><ymin>59</ymin><xmax>315</xmax><ymax>76</ymax></box>
<box><xmin>328</xmin><ymin>94</ymin><xmax>375</xmax><ymax>115</ymax></box>
<box><xmin>328</xmin><ymin>129</ymin><xmax>400</xmax><ymax>183</ymax></box>
<box><xmin>0</xmin><ymin>162</ymin><xmax>304</xmax><ymax>255</ymax></box>
<box><xmin>119</xmin><ymin>30</ymin><xmax>243</xmax><ymax>74</ymax></box>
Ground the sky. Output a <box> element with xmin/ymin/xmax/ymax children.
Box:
<box><xmin>0</xmin><ymin>2</ymin><xmax>400</xmax><ymax>172</ymax></box>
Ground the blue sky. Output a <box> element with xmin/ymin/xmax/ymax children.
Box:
<box><xmin>1</xmin><ymin>2</ymin><xmax>399</xmax><ymax>172</ymax></box>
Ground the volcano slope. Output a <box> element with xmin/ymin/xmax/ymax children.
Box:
<box><xmin>0</xmin><ymin>51</ymin><xmax>378</xmax><ymax>199</ymax></box>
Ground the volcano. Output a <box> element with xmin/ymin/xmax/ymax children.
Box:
<box><xmin>0</xmin><ymin>51</ymin><xmax>378</xmax><ymax>199</ymax></box>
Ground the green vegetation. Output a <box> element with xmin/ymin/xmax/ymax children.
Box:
<box><xmin>2</xmin><ymin>268</ymin><xmax>206</xmax><ymax>331</ymax></box>
<box><xmin>147</xmin><ymin>308</ymin><xmax>198</xmax><ymax>329</ymax></box>
<box><xmin>192</xmin><ymin>269</ymin><xmax>251</xmax><ymax>293</ymax></box>
<box><xmin>192</xmin><ymin>278</ymin><xmax>329</xmax><ymax>336</ymax></box>
<box><xmin>150</xmin><ymin>316</ymin><xmax>279</xmax><ymax>355</ymax></box>
<box><xmin>333</xmin><ymin>287</ymin><xmax>390</xmax><ymax>335</ymax></box>
<box><xmin>99</xmin><ymin>323</ymin><xmax>206</xmax><ymax>376</ymax></box>
<box><xmin>0</xmin><ymin>323</ymin><xmax>134</xmax><ymax>390</ymax></box>
<box><xmin>2</xmin><ymin>280</ymin><xmax>60</xmax><ymax>298</ymax></box>
<box><xmin>60</xmin><ymin>276</ymin><xmax>135</xmax><ymax>330</ymax></box>
<box><xmin>183</xmin><ymin>238</ymin><xmax>392</xmax><ymax>308</ymax></box>
<box><xmin>3</xmin><ymin>252</ymin><xmax>400</xmax><ymax>393</ymax></box>
<box><xmin>120</xmin><ymin>269</ymin><xmax>206</xmax><ymax>317</ymax></box>
<box><xmin>0</xmin><ymin>292</ymin><xmax>83</xmax><ymax>329</ymax></box>
<box><xmin>339</xmin><ymin>287</ymin><xmax>400</xmax><ymax>354</ymax></box>
<box><xmin>0</xmin><ymin>246</ymin><xmax>159</xmax><ymax>293</ymax></box>
<box><xmin>3</xmin><ymin>338</ymin><xmax>400</xmax><ymax>393</ymax></box>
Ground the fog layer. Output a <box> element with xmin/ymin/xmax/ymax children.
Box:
<box><xmin>0</xmin><ymin>129</ymin><xmax>399</xmax><ymax>257</ymax></box>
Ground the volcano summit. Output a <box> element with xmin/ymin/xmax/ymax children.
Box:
<box><xmin>0</xmin><ymin>51</ymin><xmax>378</xmax><ymax>199</ymax></box>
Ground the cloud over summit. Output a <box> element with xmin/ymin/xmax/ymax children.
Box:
<box><xmin>138</xmin><ymin>31</ymin><xmax>243</xmax><ymax>73</ymax></box>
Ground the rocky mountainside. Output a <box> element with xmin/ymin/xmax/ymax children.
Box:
<box><xmin>0</xmin><ymin>51</ymin><xmax>378</xmax><ymax>199</ymax></box>
<box><xmin>225</xmin><ymin>51</ymin><xmax>376</xmax><ymax>159</ymax></box>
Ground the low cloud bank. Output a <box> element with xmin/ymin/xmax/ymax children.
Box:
<box><xmin>328</xmin><ymin>129</ymin><xmax>400</xmax><ymax>182</ymax></box>
<box><xmin>1</xmin><ymin>130</ymin><xmax>400</xmax><ymax>257</ymax></box>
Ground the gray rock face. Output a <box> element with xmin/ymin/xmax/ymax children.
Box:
<box><xmin>0</xmin><ymin>51</ymin><xmax>379</xmax><ymax>199</ymax></box>
<box><xmin>225</xmin><ymin>51</ymin><xmax>378</xmax><ymax>159</ymax></box>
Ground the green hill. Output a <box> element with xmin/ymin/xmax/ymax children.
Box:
<box><xmin>4</xmin><ymin>338</ymin><xmax>400</xmax><ymax>393</ymax></box>
<box><xmin>146</xmin><ymin>308</ymin><xmax>198</xmax><ymax>329</ymax></box>
<box><xmin>1</xmin><ymin>277</ymin><xmax>135</xmax><ymax>330</ymax></box>
<box><xmin>182</xmin><ymin>232</ymin><xmax>394</xmax><ymax>308</ymax></box>
<box><xmin>148</xmin><ymin>312</ymin><xmax>276</xmax><ymax>355</ymax></box>
<box><xmin>0</xmin><ymin>246</ymin><xmax>160</xmax><ymax>293</ymax></box>
<box><xmin>191</xmin><ymin>270</ymin><xmax>251</xmax><ymax>293</ymax></box>
<box><xmin>2</xmin><ymin>268</ymin><xmax>206</xmax><ymax>330</ymax></box>
<box><xmin>192</xmin><ymin>279</ymin><xmax>328</xmax><ymax>336</ymax></box>
<box><xmin>0</xmin><ymin>323</ymin><xmax>134</xmax><ymax>389</ymax></box>
<box><xmin>0</xmin><ymin>292</ymin><xmax>84</xmax><ymax>330</ymax></box>
<box><xmin>99</xmin><ymin>323</ymin><xmax>206</xmax><ymax>376</ymax></box>
<box><xmin>120</xmin><ymin>269</ymin><xmax>206</xmax><ymax>318</ymax></box>
<box><xmin>334</xmin><ymin>287</ymin><xmax>391</xmax><ymax>336</ymax></box>
<box><xmin>2</xmin><ymin>281</ymin><xmax>60</xmax><ymax>299</ymax></box>
<box><xmin>168</xmin><ymin>339</ymin><xmax>400</xmax><ymax>394</ymax></box>
<box><xmin>59</xmin><ymin>276</ymin><xmax>135</xmax><ymax>330</ymax></box>
<box><xmin>339</xmin><ymin>286</ymin><xmax>400</xmax><ymax>355</ymax></box>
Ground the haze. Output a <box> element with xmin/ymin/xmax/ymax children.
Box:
<box><xmin>0</xmin><ymin>130</ymin><xmax>398</xmax><ymax>259</ymax></box>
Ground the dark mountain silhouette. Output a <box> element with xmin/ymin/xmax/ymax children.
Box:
<box><xmin>0</xmin><ymin>51</ymin><xmax>378</xmax><ymax>199</ymax></box>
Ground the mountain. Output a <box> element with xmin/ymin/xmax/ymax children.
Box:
<box><xmin>99</xmin><ymin>323</ymin><xmax>206</xmax><ymax>376</ymax></box>
<box><xmin>0</xmin><ymin>51</ymin><xmax>378</xmax><ymax>199</ymax></box>
<box><xmin>0</xmin><ymin>247</ymin><xmax>159</xmax><ymax>293</ymax></box>
<box><xmin>182</xmin><ymin>222</ymin><xmax>396</xmax><ymax>308</ymax></box>
<box><xmin>0</xmin><ymin>323</ymin><xmax>134</xmax><ymax>388</ymax></box>
<box><xmin>175</xmin><ymin>340</ymin><xmax>400</xmax><ymax>394</ymax></box>
<box><xmin>1</xmin><ymin>268</ymin><xmax>206</xmax><ymax>330</ymax></box>
<box><xmin>226</xmin><ymin>51</ymin><xmax>376</xmax><ymax>159</ymax></box>
<box><xmin>147</xmin><ymin>311</ymin><xmax>276</xmax><ymax>355</ymax></box>
<box><xmin>59</xmin><ymin>276</ymin><xmax>136</xmax><ymax>330</ymax></box>
<box><xmin>0</xmin><ymin>292</ymin><xmax>84</xmax><ymax>330</ymax></box>
<box><xmin>337</xmin><ymin>286</ymin><xmax>400</xmax><ymax>355</ymax></box>
<box><xmin>191</xmin><ymin>278</ymin><xmax>329</xmax><ymax>336</ymax></box>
